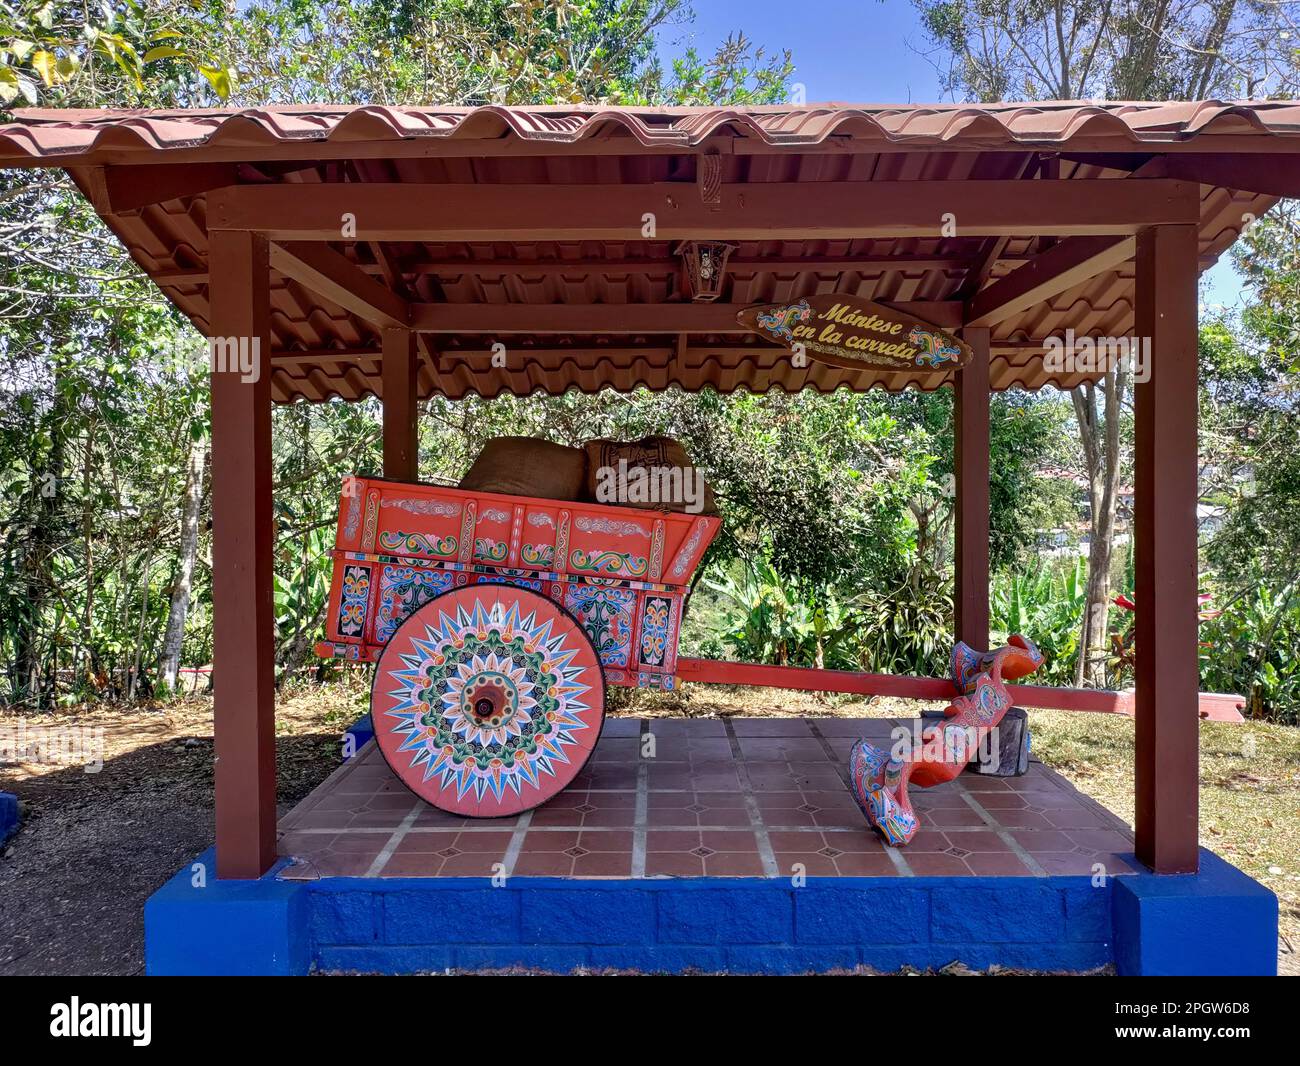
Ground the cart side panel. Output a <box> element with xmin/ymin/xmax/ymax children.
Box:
<box><xmin>319</xmin><ymin>479</ymin><xmax>722</xmax><ymax>688</ymax></box>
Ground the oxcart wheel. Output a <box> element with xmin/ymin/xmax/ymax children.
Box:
<box><xmin>370</xmin><ymin>585</ymin><xmax>606</xmax><ymax>817</ymax></box>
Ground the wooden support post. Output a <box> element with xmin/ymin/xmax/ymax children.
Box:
<box><xmin>955</xmin><ymin>326</ymin><xmax>991</xmax><ymax>650</ymax></box>
<box><xmin>209</xmin><ymin>230</ymin><xmax>277</xmax><ymax>879</ymax></box>
<box><xmin>1134</xmin><ymin>224</ymin><xmax>1201</xmax><ymax>874</ymax></box>
<box><xmin>382</xmin><ymin>328</ymin><xmax>418</xmax><ymax>481</ymax></box>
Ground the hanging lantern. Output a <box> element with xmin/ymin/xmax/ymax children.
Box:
<box><xmin>677</xmin><ymin>240</ymin><xmax>736</xmax><ymax>302</ymax></box>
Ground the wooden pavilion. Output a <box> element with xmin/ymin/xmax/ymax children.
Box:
<box><xmin>1</xmin><ymin>101</ymin><xmax>1294</xmax><ymax>905</ymax></box>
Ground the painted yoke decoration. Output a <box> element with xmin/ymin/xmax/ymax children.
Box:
<box><xmin>848</xmin><ymin>635</ymin><xmax>1044</xmax><ymax>846</ymax></box>
<box><xmin>737</xmin><ymin>294</ymin><xmax>972</xmax><ymax>374</ymax></box>
<box><xmin>317</xmin><ymin>476</ymin><xmax>720</xmax><ymax>692</ymax></box>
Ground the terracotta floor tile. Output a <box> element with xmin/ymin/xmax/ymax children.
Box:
<box><xmin>693</xmin><ymin>791</ymin><xmax>749</xmax><ymax>809</ymax></box>
<box><xmin>687</xmin><ymin>740</ymin><xmax>736</xmax><ymax>759</ymax></box>
<box><xmin>516</xmin><ymin>829</ymin><xmax>582</xmax><ymax>853</ymax></box>
<box><xmin>1091</xmin><ymin>852</ymin><xmax>1138</xmax><ymax>875</ymax></box>
<box><xmin>905</xmin><ymin>829</ymin><xmax>954</xmax><ymax>853</ymax></box>
<box><xmin>333</xmin><ymin>831</ymin><xmax>395</xmax><ymax>853</ymax></box>
<box><xmin>578</xmin><ymin>830</ymin><xmax>635</xmax><ymax>852</ymax></box>
<box><xmin>953</xmin><ymin>831</ymin><xmax>1015</xmax><ymax>853</ymax></box>
<box><xmin>974</xmin><ymin>793</ymin><xmax>1032</xmax><ymax>809</ymax></box>
<box><xmin>963</xmin><ymin>852</ymin><xmax>1036</xmax><ymax>876</ymax></box>
<box><xmin>704</xmin><ymin>853</ymin><xmax>768</xmax><ymax>876</ymax></box>
<box><xmin>381</xmin><ymin>853</ymin><xmax>445</xmax><ymax>877</ymax></box>
<box><xmin>1064</xmin><ymin>829</ymin><xmax>1135</xmax><ymax>851</ymax></box>
<box><xmin>529</xmin><ymin>805</ymin><xmax>587</xmax><ymax>827</ymax></box>
<box><xmin>833</xmin><ymin>852</ymin><xmax>901</xmax><ymax>876</ymax></box>
<box><xmin>645</xmin><ymin>854</ymin><xmax>705</xmax><ymax>877</ymax></box>
<box><xmin>393</xmin><ymin>831</ymin><xmax>462</xmax><ymax>854</ymax></box>
<box><xmin>1013</xmin><ymin>830</ymin><xmax>1080</xmax><ymax>853</ymax></box>
<box><xmin>754</xmin><ymin>791</ymin><xmax>807</xmax><ymax>808</ymax></box>
<box><xmin>647</xmin><ymin>808</ymin><xmax>698</xmax><ymax>828</ymax></box>
<box><xmin>580</xmin><ymin>807</ymin><xmax>637</xmax><ymax>828</ymax></box>
<box><xmin>1044</xmin><ymin>809</ymin><xmax>1114</xmax><ymax>830</ymax></box>
<box><xmin>437</xmin><ymin>852</ymin><xmax>504</xmax><ymax>876</ymax></box>
<box><xmin>904</xmin><ymin>853</ymin><xmax>973</xmax><ymax>876</ymax></box>
<box><xmin>730</xmin><ymin>719</ymin><xmax>813</xmax><ymax>737</ymax></box>
<box><xmin>924</xmin><ymin>807</ymin><xmax>987</xmax><ymax>829</ymax></box>
<box><xmin>279</xmin><ymin>717</ymin><xmax>1132</xmax><ymax>881</ymax></box>
<box><xmin>511</xmin><ymin>853</ymin><xmax>574</xmax><ymax>877</ymax></box>
<box><xmin>1035</xmin><ymin>853</ymin><xmax>1107</xmax><ymax>876</ymax></box>
<box><xmin>758</xmin><ymin>809</ymin><xmax>818</xmax><ymax>827</ymax></box>
<box><xmin>775</xmin><ymin>852</ymin><xmax>838</xmax><ymax>876</ymax></box>
<box><xmin>571</xmin><ymin>852</ymin><xmax>634</xmax><ymax>877</ymax></box>
<box><xmin>449</xmin><ymin>831</ymin><xmax>515</xmax><ymax>854</ymax></box>
<box><xmin>698</xmin><ymin>809</ymin><xmax>752</xmax><ymax>828</ymax></box>
<box><xmin>987</xmin><ymin>810</ymin><xmax>1055</xmax><ymax>830</ymax></box>
<box><xmin>278</xmin><ymin>831</ymin><xmax>335</xmax><ymax>855</ymax></box>
<box><xmin>830</xmin><ymin>831</ymin><xmax>888</xmax><ymax>854</ymax></box>
<box><xmin>701</xmin><ymin>829</ymin><xmax>762</xmax><ymax>852</ymax></box>
<box><xmin>313</xmin><ymin>850</ymin><xmax>384</xmax><ymax>876</ymax></box>
<box><xmin>685</xmin><ymin>772</ymin><xmax>741</xmax><ymax>790</ymax></box>
<box><xmin>647</xmin><ymin>830</ymin><xmax>701</xmax><ymax>851</ymax></box>
<box><xmin>767</xmin><ymin>830</ymin><xmax>828</xmax><ymax>852</ymax></box>
<box><xmin>739</xmin><ymin>739</ymin><xmax>828</xmax><ymax>761</ymax></box>
<box><xmin>960</xmin><ymin>776</ymin><xmax>1012</xmax><ymax>792</ymax></box>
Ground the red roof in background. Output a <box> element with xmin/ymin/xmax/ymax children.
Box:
<box><xmin>0</xmin><ymin>101</ymin><xmax>1294</xmax><ymax>403</ymax></box>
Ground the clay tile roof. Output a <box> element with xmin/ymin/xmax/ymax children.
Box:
<box><xmin>1</xmin><ymin>101</ymin><xmax>1296</xmax><ymax>403</ymax></box>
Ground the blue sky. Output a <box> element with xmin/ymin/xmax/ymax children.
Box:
<box><xmin>655</xmin><ymin>0</ymin><xmax>1244</xmax><ymax>311</ymax></box>
<box><xmin>655</xmin><ymin>0</ymin><xmax>945</xmax><ymax>102</ymax></box>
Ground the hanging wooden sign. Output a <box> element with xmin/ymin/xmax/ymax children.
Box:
<box><xmin>736</xmin><ymin>295</ymin><xmax>971</xmax><ymax>373</ymax></box>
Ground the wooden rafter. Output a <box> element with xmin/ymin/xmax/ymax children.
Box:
<box><xmin>268</xmin><ymin>241</ymin><xmax>409</xmax><ymax>330</ymax></box>
<box><xmin>405</xmin><ymin>300</ymin><xmax>963</xmax><ymax>334</ymax></box>
<box><xmin>964</xmin><ymin>236</ymin><xmax>1136</xmax><ymax>328</ymax></box>
<box><xmin>207</xmin><ymin>180</ymin><xmax>1201</xmax><ymax>242</ymax></box>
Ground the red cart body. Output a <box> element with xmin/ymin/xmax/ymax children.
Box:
<box><xmin>315</xmin><ymin>476</ymin><xmax>720</xmax><ymax>690</ymax></box>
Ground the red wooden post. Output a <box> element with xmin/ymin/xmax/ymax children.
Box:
<box><xmin>955</xmin><ymin>326</ymin><xmax>991</xmax><ymax>649</ymax></box>
<box><xmin>1134</xmin><ymin>224</ymin><xmax>1201</xmax><ymax>874</ymax></box>
<box><xmin>209</xmin><ymin>230</ymin><xmax>277</xmax><ymax>879</ymax></box>
<box><xmin>382</xmin><ymin>328</ymin><xmax>418</xmax><ymax>481</ymax></box>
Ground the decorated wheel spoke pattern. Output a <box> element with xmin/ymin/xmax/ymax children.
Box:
<box><xmin>371</xmin><ymin>586</ymin><xmax>605</xmax><ymax>817</ymax></box>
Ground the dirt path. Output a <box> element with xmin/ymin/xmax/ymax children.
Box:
<box><xmin>0</xmin><ymin>695</ymin><xmax>345</xmax><ymax>976</ymax></box>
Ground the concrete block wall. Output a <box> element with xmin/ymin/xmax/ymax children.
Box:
<box><xmin>307</xmin><ymin>877</ymin><xmax>1113</xmax><ymax>975</ymax></box>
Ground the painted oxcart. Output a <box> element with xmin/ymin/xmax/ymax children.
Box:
<box><xmin>316</xmin><ymin>476</ymin><xmax>720</xmax><ymax>817</ymax></box>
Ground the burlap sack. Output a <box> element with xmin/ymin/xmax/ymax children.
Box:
<box><xmin>582</xmin><ymin>436</ymin><xmax>718</xmax><ymax>515</ymax></box>
<box><xmin>458</xmin><ymin>436</ymin><xmax>588</xmax><ymax>501</ymax></box>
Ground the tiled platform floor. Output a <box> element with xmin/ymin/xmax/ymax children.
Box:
<box><xmin>277</xmin><ymin>717</ymin><xmax>1138</xmax><ymax>881</ymax></box>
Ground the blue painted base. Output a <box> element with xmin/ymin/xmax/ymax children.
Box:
<box><xmin>144</xmin><ymin>847</ymin><xmax>1277</xmax><ymax>976</ymax></box>
<box><xmin>1113</xmin><ymin>849</ymin><xmax>1278</xmax><ymax>976</ymax></box>
<box><xmin>343</xmin><ymin>713</ymin><xmax>373</xmax><ymax>759</ymax></box>
<box><xmin>0</xmin><ymin>790</ymin><xmax>19</xmax><ymax>846</ymax></box>
<box><xmin>145</xmin><ymin>849</ymin><xmax>309</xmax><ymax>976</ymax></box>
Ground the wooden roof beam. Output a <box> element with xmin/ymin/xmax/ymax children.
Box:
<box><xmin>208</xmin><ymin>180</ymin><xmax>1201</xmax><ymax>242</ymax></box>
<box><xmin>151</xmin><ymin>253</ymin><xmax>1006</xmax><ymax>288</ymax></box>
<box><xmin>964</xmin><ymin>235</ymin><xmax>1135</xmax><ymax>328</ymax></box>
<box><xmin>268</xmin><ymin>241</ymin><xmax>409</xmax><ymax>330</ymax></box>
<box><xmin>406</xmin><ymin>300</ymin><xmax>963</xmax><ymax>334</ymax></box>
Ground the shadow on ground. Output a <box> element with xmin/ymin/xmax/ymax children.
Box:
<box><xmin>0</xmin><ymin>727</ymin><xmax>338</xmax><ymax>976</ymax></box>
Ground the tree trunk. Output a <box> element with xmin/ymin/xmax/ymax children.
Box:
<box><xmin>158</xmin><ymin>434</ymin><xmax>208</xmax><ymax>692</ymax></box>
<box><xmin>1072</xmin><ymin>363</ymin><xmax>1127</xmax><ymax>686</ymax></box>
<box><xmin>13</xmin><ymin>377</ymin><xmax>66</xmax><ymax>706</ymax></box>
